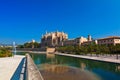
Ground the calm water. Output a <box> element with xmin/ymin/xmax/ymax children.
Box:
<box><xmin>17</xmin><ymin>52</ymin><xmax>120</xmax><ymax>80</ymax></box>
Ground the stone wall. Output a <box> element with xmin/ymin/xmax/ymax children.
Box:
<box><xmin>26</xmin><ymin>54</ymin><xmax>44</xmax><ymax>80</ymax></box>
<box><xmin>46</xmin><ymin>48</ymin><xmax>55</xmax><ymax>53</ymax></box>
<box><xmin>17</xmin><ymin>48</ymin><xmax>46</xmax><ymax>51</ymax></box>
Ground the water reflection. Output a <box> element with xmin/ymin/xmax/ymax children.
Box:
<box><xmin>80</xmin><ymin>62</ymin><xmax>86</xmax><ymax>70</ymax></box>
<box><xmin>40</xmin><ymin>64</ymin><xmax>69</xmax><ymax>73</ymax></box>
<box><xmin>39</xmin><ymin>64</ymin><xmax>101</xmax><ymax>80</ymax></box>
<box><xmin>46</xmin><ymin>53</ymin><xmax>55</xmax><ymax>59</ymax></box>
<box><xmin>116</xmin><ymin>65</ymin><xmax>120</xmax><ymax>71</ymax></box>
<box><xmin>30</xmin><ymin>54</ymin><xmax>120</xmax><ymax>80</ymax></box>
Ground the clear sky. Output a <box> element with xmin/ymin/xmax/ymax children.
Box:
<box><xmin>0</xmin><ymin>0</ymin><xmax>120</xmax><ymax>44</ymax></box>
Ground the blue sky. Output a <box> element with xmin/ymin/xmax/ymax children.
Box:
<box><xmin>0</xmin><ymin>0</ymin><xmax>120</xmax><ymax>44</ymax></box>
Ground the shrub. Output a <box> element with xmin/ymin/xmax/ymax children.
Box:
<box><xmin>0</xmin><ymin>48</ymin><xmax>12</xmax><ymax>57</ymax></box>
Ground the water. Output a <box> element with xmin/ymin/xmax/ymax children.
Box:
<box><xmin>16</xmin><ymin>52</ymin><xmax>26</xmax><ymax>55</ymax></box>
<box><xmin>29</xmin><ymin>53</ymin><xmax>120</xmax><ymax>80</ymax></box>
<box><xmin>17</xmin><ymin>52</ymin><xmax>120</xmax><ymax>80</ymax></box>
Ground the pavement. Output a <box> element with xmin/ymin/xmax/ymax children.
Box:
<box><xmin>55</xmin><ymin>53</ymin><xmax>120</xmax><ymax>64</ymax></box>
<box><xmin>0</xmin><ymin>55</ymin><xmax>25</xmax><ymax>80</ymax></box>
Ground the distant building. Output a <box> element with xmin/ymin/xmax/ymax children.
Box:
<box><xmin>80</xmin><ymin>36</ymin><xmax>120</xmax><ymax>46</ymax></box>
<box><xmin>41</xmin><ymin>32</ymin><xmax>93</xmax><ymax>47</ymax></box>
<box><xmin>97</xmin><ymin>36</ymin><xmax>120</xmax><ymax>45</ymax></box>
<box><xmin>63</xmin><ymin>39</ymin><xmax>75</xmax><ymax>46</ymax></box>
<box><xmin>63</xmin><ymin>36</ymin><xmax>88</xmax><ymax>46</ymax></box>
<box><xmin>81</xmin><ymin>40</ymin><xmax>98</xmax><ymax>46</ymax></box>
<box><xmin>41</xmin><ymin>31</ymin><xmax>120</xmax><ymax>47</ymax></box>
<box><xmin>0</xmin><ymin>44</ymin><xmax>13</xmax><ymax>48</ymax></box>
<box><xmin>75</xmin><ymin>37</ymin><xmax>88</xmax><ymax>46</ymax></box>
<box><xmin>78</xmin><ymin>35</ymin><xmax>95</xmax><ymax>46</ymax></box>
<box><xmin>41</xmin><ymin>31</ymin><xmax>68</xmax><ymax>48</ymax></box>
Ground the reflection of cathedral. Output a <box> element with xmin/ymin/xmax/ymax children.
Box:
<box><xmin>41</xmin><ymin>31</ymin><xmax>68</xmax><ymax>48</ymax></box>
<box><xmin>81</xmin><ymin>63</ymin><xmax>86</xmax><ymax>70</ymax></box>
<box><xmin>40</xmin><ymin>64</ymin><xmax>100</xmax><ymax>80</ymax></box>
<box><xmin>116</xmin><ymin>65</ymin><xmax>120</xmax><ymax>71</ymax></box>
<box><xmin>43</xmin><ymin>64</ymin><xmax>69</xmax><ymax>74</ymax></box>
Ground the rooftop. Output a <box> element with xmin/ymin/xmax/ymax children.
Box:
<box><xmin>98</xmin><ymin>36</ymin><xmax>120</xmax><ymax>40</ymax></box>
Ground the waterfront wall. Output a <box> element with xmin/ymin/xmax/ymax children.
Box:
<box><xmin>26</xmin><ymin>54</ymin><xmax>44</xmax><ymax>80</ymax></box>
<box><xmin>46</xmin><ymin>48</ymin><xmax>55</xmax><ymax>53</ymax></box>
<box><xmin>17</xmin><ymin>48</ymin><xmax>46</xmax><ymax>51</ymax></box>
<box><xmin>55</xmin><ymin>53</ymin><xmax>120</xmax><ymax>64</ymax></box>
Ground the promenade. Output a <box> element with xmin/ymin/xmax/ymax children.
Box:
<box><xmin>55</xmin><ymin>53</ymin><xmax>120</xmax><ymax>64</ymax></box>
<box><xmin>0</xmin><ymin>55</ymin><xmax>25</xmax><ymax>80</ymax></box>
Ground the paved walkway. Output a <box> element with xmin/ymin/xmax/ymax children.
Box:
<box><xmin>55</xmin><ymin>53</ymin><xmax>120</xmax><ymax>64</ymax></box>
<box><xmin>0</xmin><ymin>55</ymin><xmax>25</xmax><ymax>80</ymax></box>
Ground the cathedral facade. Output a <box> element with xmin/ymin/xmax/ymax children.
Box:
<box><xmin>41</xmin><ymin>31</ymin><xmax>68</xmax><ymax>48</ymax></box>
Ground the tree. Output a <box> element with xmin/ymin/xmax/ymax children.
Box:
<box><xmin>17</xmin><ymin>42</ymin><xmax>40</xmax><ymax>48</ymax></box>
<box><xmin>0</xmin><ymin>48</ymin><xmax>12</xmax><ymax>57</ymax></box>
<box><xmin>113</xmin><ymin>44</ymin><xmax>120</xmax><ymax>59</ymax></box>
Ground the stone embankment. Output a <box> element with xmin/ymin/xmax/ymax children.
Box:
<box><xmin>55</xmin><ymin>53</ymin><xmax>120</xmax><ymax>64</ymax></box>
<box><xmin>26</xmin><ymin>54</ymin><xmax>44</xmax><ymax>80</ymax></box>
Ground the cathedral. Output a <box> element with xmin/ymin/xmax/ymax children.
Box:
<box><xmin>41</xmin><ymin>31</ymin><xmax>68</xmax><ymax>48</ymax></box>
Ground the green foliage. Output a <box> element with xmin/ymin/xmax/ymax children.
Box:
<box><xmin>17</xmin><ymin>42</ymin><xmax>40</xmax><ymax>48</ymax></box>
<box><xmin>0</xmin><ymin>48</ymin><xmax>12</xmax><ymax>57</ymax></box>
<box><xmin>57</xmin><ymin>44</ymin><xmax>120</xmax><ymax>56</ymax></box>
<box><xmin>56</xmin><ymin>46</ymin><xmax>74</xmax><ymax>54</ymax></box>
<box><xmin>17</xmin><ymin>45</ymin><xmax>24</xmax><ymax>48</ymax></box>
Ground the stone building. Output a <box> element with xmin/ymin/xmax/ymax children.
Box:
<box><xmin>63</xmin><ymin>36</ymin><xmax>88</xmax><ymax>46</ymax></box>
<box><xmin>41</xmin><ymin>32</ymin><xmax>94</xmax><ymax>47</ymax></box>
<box><xmin>81</xmin><ymin>40</ymin><xmax>98</xmax><ymax>46</ymax></box>
<box><xmin>80</xmin><ymin>35</ymin><xmax>98</xmax><ymax>46</ymax></box>
<box><xmin>41</xmin><ymin>31</ymin><xmax>68</xmax><ymax>48</ymax></box>
<box><xmin>63</xmin><ymin>39</ymin><xmax>75</xmax><ymax>46</ymax></box>
<box><xmin>41</xmin><ymin>31</ymin><xmax>120</xmax><ymax>48</ymax></box>
<box><xmin>97</xmin><ymin>36</ymin><xmax>120</xmax><ymax>45</ymax></box>
<box><xmin>75</xmin><ymin>36</ymin><xmax>88</xmax><ymax>46</ymax></box>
